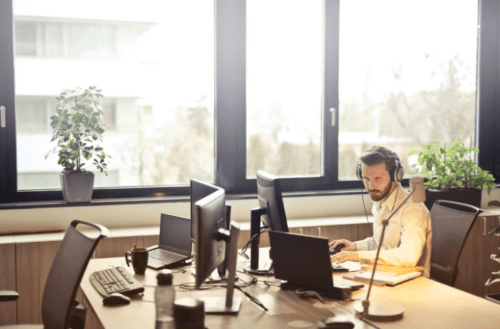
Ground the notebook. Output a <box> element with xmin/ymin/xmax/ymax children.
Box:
<box><xmin>147</xmin><ymin>214</ymin><xmax>192</xmax><ymax>269</ymax></box>
<box><xmin>268</xmin><ymin>231</ymin><xmax>364</xmax><ymax>298</ymax></box>
<box><xmin>343</xmin><ymin>270</ymin><xmax>422</xmax><ymax>286</ymax></box>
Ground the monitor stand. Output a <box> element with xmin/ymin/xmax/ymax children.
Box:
<box><xmin>199</xmin><ymin>222</ymin><xmax>242</xmax><ymax>314</ymax></box>
<box><xmin>245</xmin><ymin>208</ymin><xmax>274</xmax><ymax>275</ymax></box>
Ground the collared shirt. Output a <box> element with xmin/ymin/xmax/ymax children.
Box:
<box><xmin>354</xmin><ymin>183</ymin><xmax>432</xmax><ymax>278</ymax></box>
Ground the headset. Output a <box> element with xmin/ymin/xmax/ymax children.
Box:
<box><xmin>355</xmin><ymin>150</ymin><xmax>404</xmax><ymax>183</ymax></box>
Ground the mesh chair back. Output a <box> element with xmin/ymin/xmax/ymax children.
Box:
<box><xmin>41</xmin><ymin>220</ymin><xmax>108</xmax><ymax>329</ymax></box>
<box><xmin>430</xmin><ymin>200</ymin><xmax>482</xmax><ymax>286</ymax></box>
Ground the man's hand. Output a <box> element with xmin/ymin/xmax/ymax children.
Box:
<box><xmin>331</xmin><ymin>251</ymin><xmax>359</xmax><ymax>263</ymax></box>
<box><xmin>329</xmin><ymin>239</ymin><xmax>356</xmax><ymax>251</ymax></box>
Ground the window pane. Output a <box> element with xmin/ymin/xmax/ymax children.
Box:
<box><xmin>339</xmin><ymin>0</ymin><xmax>478</xmax><ymax>179</ymax></box>
<box><xmin>13</xmin><ymin>0</ymin><xmax>214</xmax><ymax>190</ymax></box>
<box><xmin>14</xmin><ymin>21</ymin><xmax>39</xmax><ymax>56</ymax></box>
<box><xmin>246</xmin><ymin>0</ymin><xmax>323</xmax><ymax>178</ymax></box>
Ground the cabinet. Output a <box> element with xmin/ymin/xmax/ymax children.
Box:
<box><xmin>454</xmin><ymin>207</ymin><xmax>500</xmax><ymax>297</ymax></box>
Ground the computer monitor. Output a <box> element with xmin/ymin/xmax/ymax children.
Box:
<box><xmin>194</xmin><ymin>189</ymin><xmax>242</xmax><ymax>314</ymax></box>
<box><xmin>248</xmin><ymin>170</ymin><xmax>289</xmax><ymax>272</ymax></box>
<box><xmin>190</xmin><ymin>179</ymin><xmax>231</xmax><ymax>276</ymax></box>
<box><xmin>190</xmin><ymin>179</ymin><xmax>221</xmax><ymax>242</ymax></box>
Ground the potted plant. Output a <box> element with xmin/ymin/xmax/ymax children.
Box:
<box><xmin>408</xmin><ymin>139</ymin><xmax>496</xmax><ymax>210</ymax></box>
<box><xmin>46</xmin><ymin>86</ymin><xmax>110</xmax><ymax>203</ymax></box>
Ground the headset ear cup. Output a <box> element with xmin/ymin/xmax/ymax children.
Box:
<box><xmin>394</xmin><ymin>167</ymin><xmax>405</xmax><ymax>183</ymax></box>
<box><xmin>356</xmin><ymin>163</ymin><xmax>362</xmax><ymax>180</ymax></box>
<box><xmin>394</xmin><ymin>162</ymin><xmax>404</xmax><ymax>182</ymax></box>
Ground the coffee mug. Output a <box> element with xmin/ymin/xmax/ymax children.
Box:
<box><xmin>125</xmin><ymin>245</ymin><xmax>148</xmax><ymax>274</ymax></box>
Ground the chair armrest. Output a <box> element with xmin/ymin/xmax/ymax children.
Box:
<box><xmin>0</xmin><ymin>290</ymin><xmax>19</xmax><ymax>301</ymax></box>
<box><xmin>69</xmin><ymin>300</ymin><xmax>87</xmax><ymax>329</ymax></box>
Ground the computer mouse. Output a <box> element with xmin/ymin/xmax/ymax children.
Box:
<box><xmin>103</xmin><ymin>293</ymin><xmax>131</xmax><ymax>306</ymax></box>
<box><xmin>329</xmin><ymin>243</ymin><xmax>345</xmax><ymax>255</ymax></box>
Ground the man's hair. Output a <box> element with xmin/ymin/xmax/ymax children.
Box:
<box><xmin>359</xmin><ymin>145</ymin><xmax>399</xmax><ymax>173</ymax></box>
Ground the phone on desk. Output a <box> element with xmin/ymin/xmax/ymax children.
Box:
<box><xmin>485</xmin><ymin>293</ymin><xmax>500</xmax><ymax>304</ymax></box>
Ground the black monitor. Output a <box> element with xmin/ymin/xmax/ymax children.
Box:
<box><xmin>190</xmin><ymin>179</ymin><xmax>231</xmax><ymax>276</ymax></box>
<box><xmin>248</xmin><ymin>170</ymin><xmax>289</xmax><ymax>272</ymax></box>
<box><xmin>194</xmin><ymin>189</ymin><xmax>242</xmax><ymax>314</ymax></box>
<box><xmin>190</xmin><ymin>179</ymin><xmax>221</xmax><ymax>242</ymax></box>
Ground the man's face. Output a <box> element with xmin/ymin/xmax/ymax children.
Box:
<box><xmin>361</xmin><ymin>162</ymin><xmax>394</xmax><ymax>201</ymax></box>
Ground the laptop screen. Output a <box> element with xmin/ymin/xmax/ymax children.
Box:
<box><xmin>159</xmin><ymin>214</ymin><xmax>192</xmax><ymax>255</ymax></box>
<box><xmin>269</xmin><ymin>231</ymin><xmax>335</xmax><ymax>291</ymax></box>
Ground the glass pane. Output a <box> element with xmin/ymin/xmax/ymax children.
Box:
<box><xmin>338</xmin><ymin>0</ymin><xmax>478</xmax><ymax>180</ymax></box>
<box><xmin>14</xmin><ymin>0</ymin><xmax>215</xmax><ymax>190</ymax></box>
<box><xmin>14</xmin><ymin>21</ymin><xmax>38</xmax><ymax>56</ymax></box>
<box><xmin>246</xmin><ymin>0</ymin><xmax>323</xmax><ymax>178</ymax></box>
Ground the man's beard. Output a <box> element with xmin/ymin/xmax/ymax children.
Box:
<box><xmin>368</xmin><ymin>182</ymin><xmax>393</xmax><ymax>201</ymax></box>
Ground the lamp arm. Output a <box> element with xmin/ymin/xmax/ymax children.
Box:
<box><xmin>363</xmin><ymin>188</ymin><xmax>415</xmax><ymax>315</ymax></box>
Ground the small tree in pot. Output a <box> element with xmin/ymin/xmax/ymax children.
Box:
<box><xmin>46</xmin><ymin>86</ymin><xmax>111</xmax><ymax>202</ymax></box>
<box><xmin>408</xmin><ymin>139</ymin><xmax>496</xmax><ymax>209</ymax></box>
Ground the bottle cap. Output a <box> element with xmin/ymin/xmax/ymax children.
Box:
<box><xmin>156</xmin><ymin>269</ymin><xmax>173</xmax><ymax>286</ymax></box>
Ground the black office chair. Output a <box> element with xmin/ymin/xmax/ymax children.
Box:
<box><xmin>0</xmin><ymin>220</ymin><xmax>109</xmax><ymax>329</ymax></box>
<box><xmin>430</xmin><ymin>199</ymin><xmax>482</xmax><ymax>286</ymax></box>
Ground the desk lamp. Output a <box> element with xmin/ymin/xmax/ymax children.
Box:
<box><xmin>353</xmin><ymin>176</ymin><xmax>426</xmax><ymax>321</ymax></box>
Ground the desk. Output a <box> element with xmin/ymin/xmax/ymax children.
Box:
<box><xmin>81</xmin><ymin>256</ymin><xmax>500</xmax><ymax>329</ymax></box>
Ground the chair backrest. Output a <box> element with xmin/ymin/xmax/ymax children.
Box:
<box><xmin>41</xmin><ymin>220</ymin><xmax>109</xmax><ymax>329</ymax></box>
<box><xmin>430</xmin><ymin>199</ymin><xmax>482</xmax><ymax>286</ymax></box>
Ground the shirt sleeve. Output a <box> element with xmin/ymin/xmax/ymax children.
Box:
<box><xmin>357</xmin><ymin>202</ymin><xmax>430</xmax><ymax>267</ymax></box>
<box><xmin>355</xmin><ymin>236</ymin><xmax>377</xmax><ymax>251</ymax></box>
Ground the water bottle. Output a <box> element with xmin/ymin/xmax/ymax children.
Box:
<box><xmin>155</xmin><ymin>269</ymin><xmax>175</xmax><ymax>329</ymax></box>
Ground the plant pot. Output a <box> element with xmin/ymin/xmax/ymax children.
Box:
<box><xmin>424</xmin><ymin>188</ymin><xmax>482</xmax><ymax>211</ymax></box>
<box><xmin>60</xmin><ymin>171</ymin><xmax>95</xmax><ymax>203</ymax></box>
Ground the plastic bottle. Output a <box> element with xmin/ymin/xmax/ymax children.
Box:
<box><xmin>155</xmin><ymin>269</ymin><xmax>175</xmax><ymax>329</ymax></box>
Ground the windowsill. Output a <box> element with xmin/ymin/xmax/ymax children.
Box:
<box><xmin>0</xmin><ymin>188</ymin><xmax>366</xmax><ymax>210</ymax></box>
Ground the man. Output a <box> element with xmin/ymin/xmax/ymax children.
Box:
<box><xmin>330</xmin><ymin>146</ymin><xmax>432</xmax><ymax>278</ymax></box>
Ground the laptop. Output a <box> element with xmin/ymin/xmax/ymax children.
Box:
<box><xmin>268</xmin><ymin>231</ymin><xmax>363</xmax><ymax>298</ymax></box>
<box><xmin>147</xmin><ymin>214</ymin><xmax>192</xmax><ymax>269</ymax></box>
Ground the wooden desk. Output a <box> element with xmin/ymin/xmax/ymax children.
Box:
<box><xmin>81</xmin><ymin>256</ymin><xmax>500</xmax><ymax>329</ymax></box>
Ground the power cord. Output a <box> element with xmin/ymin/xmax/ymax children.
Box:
<box><xmin>239</xmin><ymin>225</ymin><xmax>269</xmax><ymax>258</ymax></box>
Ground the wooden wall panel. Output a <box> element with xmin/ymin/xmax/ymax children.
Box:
<box><xmin>94</xmin><ymin>236</ymin><xmax>144</xmax><ymax>259</ymax></box>
<box><xmin>0</xmin><ymin>243</ymin><xmax>17</xmax><ymax>325</ymax></box>
<box><xmin>16</xmin><ymin>241</ymin><xmax>61</xmax><ymax>324</ymax></box>
<box><xmin>143</xmin><ymin>235</ymin><xmax>159</xmax><ymax>249</ymax></box>
<box><xmin>357</xmin><ymin>223</ymin><xmax>372</xmax><ymax>241</ymax></box>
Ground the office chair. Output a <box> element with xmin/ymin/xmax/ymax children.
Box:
<box><xmin>0</xmin><ymin>220</ymin><xmax>109</xmax><ymax>329</ymax></box>
<box><xmin>430</xmin><ymin>200</ymin><xmax>482</xmax><ymax>286</ymax></box>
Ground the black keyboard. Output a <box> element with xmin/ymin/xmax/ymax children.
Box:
<box><xmin>90</xmin><ymin>266</ymin><xmax>144</xmax><ymax>297</ymax></box>
<box><xmin>149</xmin><ymin>249</ymin><xmax>185</xmax><ymax>263</ymax></box>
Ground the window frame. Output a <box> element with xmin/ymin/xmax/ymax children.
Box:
<box><xmin>0</xmin><ymin>0</ymin><xmax>497</xmax><ymax>204</ymax></box>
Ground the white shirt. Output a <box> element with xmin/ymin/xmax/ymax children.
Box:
<box><xmin>354</xmin><ymin>183</ymin><xmax>432</xmax><ymax>278</ymax></box>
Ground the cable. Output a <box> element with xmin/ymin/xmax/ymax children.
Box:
<box><xmin>239</xmin><ymin>226</ymin><xmax>269</xmax><ymax>258</ymax></box>
<box><xmin>361</xmin><ymin>187</ymin><xmax>377</xmax><ymax>249</ymax></box>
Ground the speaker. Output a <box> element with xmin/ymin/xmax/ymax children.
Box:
<box><xmin>356</xmin><ymin>152</ymin><xmax>404</xmax><ymax>182</ymax></box>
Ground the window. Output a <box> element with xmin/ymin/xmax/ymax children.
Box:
<box><xmin>338</xmin><ymin>0</ymin><xmax>479</xmax><ymax>180</ymax></box>
<box><xmin>246</xmin><ymin>0</ymin><xmax>323</xmax><ymax>179</ymax></box>
<box><xmin>0</xmin><ymin>0</ymin><xmax>498</xmax><ymax>203</ymax></box>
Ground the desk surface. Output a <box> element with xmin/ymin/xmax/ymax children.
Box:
<box><xmin>81</xmin><ymin>256</ymin><xmax>500</xmax><ymax>329</ymax></box>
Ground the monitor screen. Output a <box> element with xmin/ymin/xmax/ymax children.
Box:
<box><xmin>190</xmin><ymin>179</ymin><xmax>221</xmax><ymax>241</ymax></box>
<box><xmin>256</xmin><ymin>170</ymin><xmax>289</xmax><ymax>232</ymax></box>
<box><xmin>194</xmin><ymin>188</ymin><xmax>227</xmax><ymax>288</ymax></box>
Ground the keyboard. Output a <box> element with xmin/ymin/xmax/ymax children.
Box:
<box><xmin>149</xmin><ymin>249</ymin><xmax>186</xmax><ymax>263</ymax></box>
<box><xmin>90</xmin><ymin>266</ymin><xmax>144</xmax><ymax>297</ymax></box>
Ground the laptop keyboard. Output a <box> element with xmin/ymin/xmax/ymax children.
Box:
<box><xmin>149</xmin><ymin>249</ymin><xmax>185</xmax><ymax>263</ymax></box>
